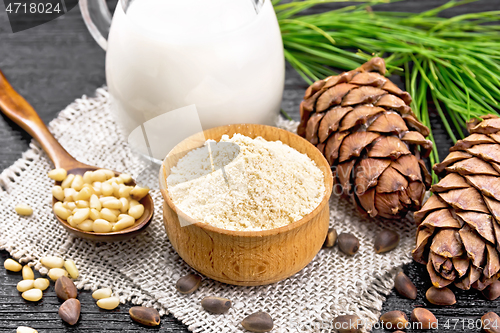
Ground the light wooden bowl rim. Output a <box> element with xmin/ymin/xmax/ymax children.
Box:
<box><xmin>159</xmin><ymin>124</ymin><xmax>333</xmax><ymax>238</ymax></box>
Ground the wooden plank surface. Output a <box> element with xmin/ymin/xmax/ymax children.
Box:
<box><xmin>0</xmin><ymin>0</ymin><xmax>499</xmax><ymax>332</ymax></box>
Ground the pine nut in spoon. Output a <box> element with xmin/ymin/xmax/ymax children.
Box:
<box><xmin>0</xmin><ymin>69</ymin><xmax>154</xmax><ymax>242</ymax></box>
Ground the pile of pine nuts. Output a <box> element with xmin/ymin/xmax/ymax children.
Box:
<box><xmin>48</xmin><ymin>168</ymin><xmax>149</xmax><ymax>233</ymax></box>
<box><xmin>6</xmin><ymin>255</ymin><xmax>119</xmax><ymax>331</ymax></box>
<box><xmin>5</xmin><ymin>259</ymin><xmax>48</xmax><ymax>302</ymax></box>
<box><xmin>4</xmin><ymin>256</ymin><xmax>80</xmax><ymax>304</ymax></box>
<box><xmin>7</xmin><ymin>255</ymin><xmax>162</xmax><ymax>329</ymax></box>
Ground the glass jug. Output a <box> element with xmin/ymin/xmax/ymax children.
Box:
<box><xmin>80</xmin><ymin>0</ymin><xmax>285</xmax><ymax>163</ymax></box>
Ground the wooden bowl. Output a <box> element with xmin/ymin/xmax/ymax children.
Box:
<box><xmin>159</xmin><ymin>124</ymin><xmax>333</xmax><ymax>286</ymax></box>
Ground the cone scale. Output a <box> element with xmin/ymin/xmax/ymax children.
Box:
<box><xmin>299</xmin><ymin>58</ymin><xmax>432</xmax><ymax>219</ymax></box>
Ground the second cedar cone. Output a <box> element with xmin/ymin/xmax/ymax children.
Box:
<box><xmin>298</xmin><ymin>58</ymin><xmax>432</xmax><ymax>219</ymax></box>
<box><xmin>413</xmin><ymin>115</ymin><xmax>500</xmax><ymax>291</ymax></box>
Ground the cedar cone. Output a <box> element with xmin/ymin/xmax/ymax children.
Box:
<box><xmin>413</xmin><ymin>115</ymin><xmax>500</xmax><ymax>291</ymax></box>
<box><xmin>298</xmin><ymin>58</ymin><xmax>432</xmax><ymax>219</ymax></box>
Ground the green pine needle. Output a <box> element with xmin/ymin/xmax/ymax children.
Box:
<box><xmin>277</xmin><ymin>0</ymin><xmax>500</xmax><ymax>183</ymax></box>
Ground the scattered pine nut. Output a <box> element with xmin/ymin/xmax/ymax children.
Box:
<box><xmin>15</xmin><ymin>204</ymin><xmax>33</xmax><ymax>216</ymax></box>
<box><xmin>22</xmin><ymin>266</ymin><xmax>34</xmax><ymax>280</ymax></box>
<box><xmin>64</xmin><ymin>260</ymin><xmax>79</xmax><ymax>279</ymax></box>
<box><xmin>97</xmin><ymin>296</ymin><xmax>120</xmax><ymax>310</ymax></box>
<box><xmin>92</xmin><ymin>288</ymin><xmax>112</xmax><ymax>300</ymax></box>
<box><xmin>48</xmin><ymin>268</ymin><xmax>69</xmax><ymax>281</ymax></box>
<box><xmin>17</xmin><ymin>326</ymin><xmax>38</xmax><ymax>333</ymax></box>
<box><xmin>34</xmin><ymin>278</ymin><xmax>50</xmax><ymax>291</ymax></box>
<box><xmin>4</xmin><ymin>258</ymin><xmax>22</xmax><ymax>272</ymax></box>
<box><xmin>40</xmin><ymin>256</ymin><xmax>65</xmax><ymax>269</ymax></box>
<box><xmin>17</xmin><ymin>279</ymin><xmax>35</xmax><ymax>292</ymax></box>
<box><xmin>22</xmin><ymin>288</ymin><xmax>43</xmax><ymax>302</ymax></box>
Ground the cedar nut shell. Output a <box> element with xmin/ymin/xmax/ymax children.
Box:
<box><xmin>426</xmin><ymin>286</ymin><xmax>456</xmax><ymax>305</ymax></box>
<box><xmin>129</xmin><ymin>306</ymin><xmax>161</xmax><ymax>326</ymax></box>
<box><xmin>482</xmin><ymin>312</ymin><xmax>500</xmax><ymax>333</ymax></box>
<box><xmin>394</xmin><ymin>272</ymin><xmax>417</xmax><ymax>300</ymax></box>
<box><xmin>58</xmin><ymin>298</ymin><xmax>81</xmax><ymax>326</ymax></box>
<box><xmin>332</xmin><ymin>315</ymin><xmax>362</xmax><ymax>333</ymax></box>
<box><xmin>374</xmin><ymin>230</ymin><xmax>400</xmax><ymax>254</ymax></box>
<box><xmin>176</xmin><ymin>274</ymin><xmax>201</xmax><ymax>294</ymax></box>
<box><xmin>324</xmin><ymin>228</ymin><xmax>338</xmax><ymax>248</ymax></box>
<box><xmin>241</xmin><ymin>312</ymin><xmax>273</xmax><ymax>332</ymax></box>
<box><xmin>483</xmin><ymin>280</ymin><xmax>500</xmax><ymax>301</ymax></box>
<box><xmin>55</xmin><ymin>276</ymin><xmax>77</xmax><ymax>301</ymax></box>
<box><xmin>338</xmin><ymin>233</ymin><xmax>360</xmax><ymax>255</ymax></box>
<box><xmin>379</xmin><ymin>310</ymin><xmax>408</xmax><ymax>330</ymax></box>
<box><xmin>411</xmin><ymin>308</ymin><xmax>437</xmax><ymax>329</ymax></box>
<box><xmin>201</xmin><ymin>296</ymin><xmax>232</xmax><ymax>314</ymax></box>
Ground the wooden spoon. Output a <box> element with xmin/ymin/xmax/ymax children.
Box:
<box><xmin>0</xmin><ymin>70</ymin><xmax>154</xmax><ymax>242</ymax></box>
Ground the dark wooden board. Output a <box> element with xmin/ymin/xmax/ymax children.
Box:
<box><xmin>0</xmin><ymin>0</ymin><xmax>499</xmax><ymax>332</ymax></box>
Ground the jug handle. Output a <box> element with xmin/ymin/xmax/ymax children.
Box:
<box><xmin>79</xmin><ymin>0</ymin><xmax>112</xmax><ymax>51</ymax></box>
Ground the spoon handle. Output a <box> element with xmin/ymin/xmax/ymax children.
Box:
<box><xmin>0</xmin><ymin>70</ymin><xmax>80</xmax><ymax>169</ymax></box>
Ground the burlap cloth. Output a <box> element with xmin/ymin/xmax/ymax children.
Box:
<box><xmin>0</xmin><ymin>88</ymin><xmax>416</xmax><ymax>332</ymax></box>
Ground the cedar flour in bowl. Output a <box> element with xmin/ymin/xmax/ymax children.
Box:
<box><xmin>160</xmin><ymin>124</ymin><xmax>333</xmax><ymax>286</ymax></box>
<box><xmin>166</xmin><ymin>133</ymin><xmax>325</xmax><ymax>231</ymax></box>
